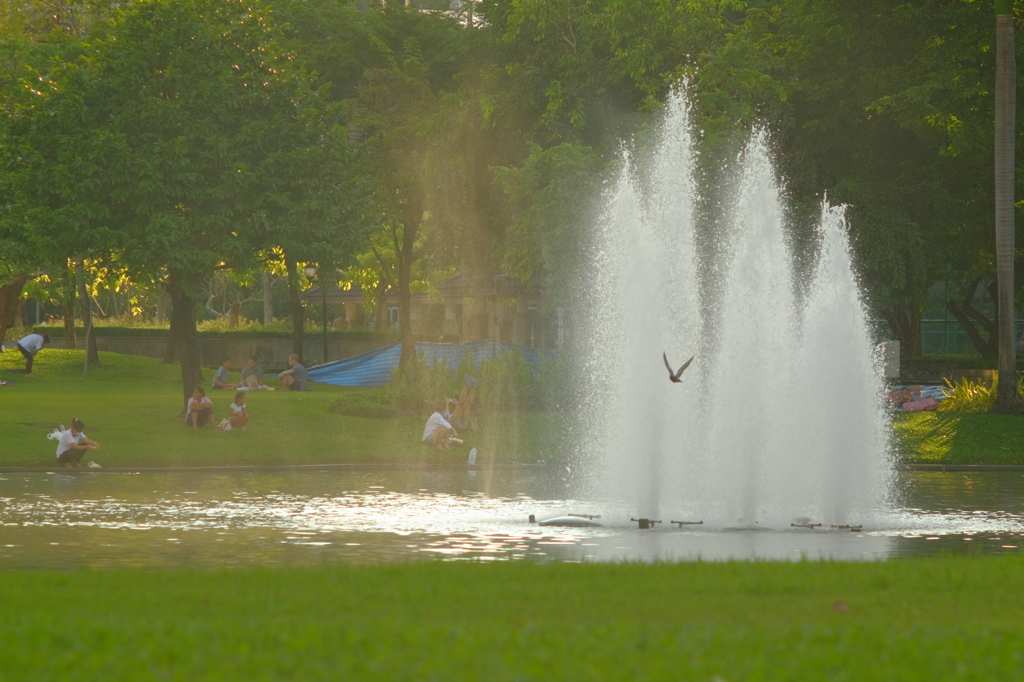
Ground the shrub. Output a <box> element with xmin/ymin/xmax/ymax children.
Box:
<box><xmin>386</xmin><ymin>351</ymin><xmax>463</xmax><ymax>415</ymax></box>
<box><xmin>939</xmin><ymin>377</ymin><xmax>995</xmax><ymax>413</ymax></box>
<box><xmin>939</xmin><ymin>374</ymin><xmax>1024</xmax><ymax>413</ymax></box>
<box><xmin>383</xmin><ymin>348</ymin><xmax>571</xmax><ymax>415</ymax></box>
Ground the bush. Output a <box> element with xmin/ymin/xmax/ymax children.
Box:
<box><xmin>939</xmin><ymin>374</ymin><xmax>1024</xmax><ymax>412</ymax></box>
<box><xmin>33</xmin><ymin>324</ymin><xmax>398</xmax><ymax>342</ymax></box>
<box><xmin>386</xmin><ymin>352</ymin><xmax>463</xmax><ymax>415</ymax></box>
<box><xmin>383</xmin><ymin>347</ymin><xmax>571</xmax><ymax>415</ymax></box>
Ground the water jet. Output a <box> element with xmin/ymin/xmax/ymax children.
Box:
<box><xmin>580</xmin><ymin>89</ymin><xmax>894</xmax><ymax>529</ymax></box>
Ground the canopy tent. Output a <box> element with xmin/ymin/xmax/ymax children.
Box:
<box><xmin>305</xmin><ymin>340</ymin><xmax>552</xmax><ymax>387</ymax></box>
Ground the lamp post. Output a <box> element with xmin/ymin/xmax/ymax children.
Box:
<box><xmin>304</xmin><ymin>264</ymin><xmax>328</xmax><ymax>366</ymax></box>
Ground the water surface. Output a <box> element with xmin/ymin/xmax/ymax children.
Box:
<box><xmin>1</xmin><ymin>469</ymin><xmax>1021</xmax><ymax>569</ymax></box>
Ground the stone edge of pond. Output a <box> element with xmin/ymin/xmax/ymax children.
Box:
<box><xmin>0</xmin><ymin>462</ymin><xmax>556</xmax><ymax>473</ymax></box>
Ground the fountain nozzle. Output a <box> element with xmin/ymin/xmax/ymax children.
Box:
<box><xmin>671</xmin><ymin>520</ymin><xmax>703</xmax><ymax>527</ymax></box>
<box><xmin>631</xmin><ymin>518</ymin><xmax>661</xmax><ymax>529</ymax></box>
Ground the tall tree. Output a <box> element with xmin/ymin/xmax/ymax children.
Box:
<box><xmin>8</xmin><ymin>0</ymin><xmax>365</xmax><ymax>405</ymax></box>
<box><xmin>993</xmin><ymin>0</ymin><xmax>1019</xmax><ymax>412</ymax></box>
<box><xmin>347</xmin><ymin>5</ymin><xmax>474</xmax><ymax>374</ymax></box>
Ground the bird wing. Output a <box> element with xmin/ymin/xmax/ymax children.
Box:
<box><xmin>663</xmin><ymin>352</ymin><xmax>675</xmax><ymax>376</ymax></box>
<box><xmin>679</xmin><ymin>356</ymin><xmax>694</xmax><ymax>374</ymax></box>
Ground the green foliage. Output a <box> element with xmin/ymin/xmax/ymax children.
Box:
<box><xmin>386</xmin><ymin>351</ymin><xmax>463</xmax><ymax>414</ymax></box>
<box><xmin>492</xmin><ymin>142</ymin><xmax>606</xmax><ymax>299</ymax></box>
<box><xmin>30</xmin><ymin>323</ymin><xmax>397</xmax><ymax>342</ymax></box>
<box><xmin>531</xmin><ymin>351</ymin><xmax>580</xmax><ymax>411</ymax></box>
<box><xmin>384</xmin><ymin>347</ymin><xmax>572</xmax><ymax>416</ymax></box>
<box><xmin>938</xmin><ymin>374</ymin><xmax>1024</xmax><ymax>413</ymax></box>
<box><xmin>474</xmin><ymin>349</ymin><xmax>535</xmax><ymax>412</ymax></box>
<box><xmin>939</xmin><ymin>377</ymin><xmax>996</xmax><ymax>413</ymax></box>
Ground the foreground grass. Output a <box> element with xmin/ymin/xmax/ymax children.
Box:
<box><xmin>892</xmin><ymin>411</ymin><xmax>1024</xmax><ymax>465</ymax></box>
<box><xmin>0</xmin><ymin>349</ymin><xmax>565</xmax><ymax>467</ymax></box>
<box><xmin>0</xmin><ymin>557</ymin><xmax>1021</xmax><ymax>680</ymax></box>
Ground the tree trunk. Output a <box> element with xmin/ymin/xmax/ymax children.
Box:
<box><xmin>167</xmin><ymin>268</ymin><xmax>203</xmax><ymax>412</ymax></box>
<box><xmin>946</xmin><ymin>279</ymin><xmax>997</xmax><ymax>358</ymax></box>
<box><xmin>993</xmin><ymin>4</ymin><xmax>1019</xmax><ymax>412</ymax></box>
<box><xmin>262</xmin><ymin>270</ymin><xmax>274</xmax><ymax>325</ymax></box>
<box><xmin>373</xmin><ymin>282</ymin><xmax>389</xmax><ymax>331</ymax></box>
<box><xmin>881</xmin><ymin>304</ymin><xmax>921</xmax><ymax>360</ymax></box>
<box><xmin>12</xmin><ymin>298</ymin><xmax>24</xmax><ymax>331</ymax></box>
<box><xmin>396</xmin><ymin>223</ymin><xmax>418</xmax><ymax>378</ymax></box>
<box><xmin>228</xmin><ymin>301</ymin><xmax>241</xmax><ymax>328</ymax></box>
<box><xmin>63</xmin><ymin>263</ymin><xmax>77</xmax><ymax>350</ymax></box>
<box><xmin>286</xmin><ymin>257</ymin><xmax>305</xmax><ymax>361</ymax></box>
<box><xmin>74</xmin><ymin>259</ymin><xmax>99</xmax><ymax>365</ymax></box>
<box><xmin>0</xmin><ymin>275</ymin><xmax>28</xmax><ymax>345</ymax></box>
<box><xmin>155</xmin><ymin>286</ymin><xmax>168</xmax><ymax>324</ymax></box>
<box><xmin>163</xmin><ymin>312</ymin><xmax>178</xmax><ymax>364</ymax></box>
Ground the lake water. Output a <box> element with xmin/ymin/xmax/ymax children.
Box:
<box><xmin>1</xmin><ymin>468</ymin><xmax>1022</xmax><ymax>569</ymax></box>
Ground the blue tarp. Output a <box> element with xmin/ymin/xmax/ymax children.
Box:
<box><xmin>305</xmin><ymin>340</ymin><xmax>552</xmax><ymax>387</ymax></box>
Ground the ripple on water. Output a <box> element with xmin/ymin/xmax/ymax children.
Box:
<box><xmin>0</xmin><ymin>469</ymin><xmax>1022</xmax><ymax>568</ymax></box>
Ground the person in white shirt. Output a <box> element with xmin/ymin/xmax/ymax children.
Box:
<box><xmin>16</xmin><ymin>333</ymin><xmax>49</xmax><ymax>376</ymax></box>
<box><xmin>422</xmin><ymin>399</ymin><xmax>461</xmax><ymax>450</ymax></box>
<box><xmin>227</xmin><ymin>391</ymin><xmax>249</xmax><ymax>431</ymax></box>
<box><xmin>55</xmin><ymin>419</ymin><xmax>99</xmax><ymax>467</ymax></box>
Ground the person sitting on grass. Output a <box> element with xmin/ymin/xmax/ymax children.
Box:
<box><xmin>422</xmin><ymin>399</ymin><xmax>462</xmax><ymax>451</ymax></box>
<box><xmin>212</xmin><ymin>357</ymin><xmax>238</xmax><ymax>391</ymax></box>
<box><xmin>452</xmin><ymin>375</ymin><xmax>478</xmax><ymax>431</ymax></box>
<box><xmin>55</xmin><ymin>418</ymin><xmax>99</xmax><ymax>468</ymax></box>
<box><xmin>185</xmin><ymin>386</ymin><xmax>217</xmax><ymax>429</ymax></box>
<box><xmin>240</xmin><ymin>355</ymin><xmax>265</xmax><ymax>389</ymax></box>
<box><xmin>227</xmin><ymin>391</ymin><xmax>249</xmax><ymax>431</ymax></box>
<box><xmin>15</xmin><ymin>332</ymin><xmax>49</xmax><ymax>377</ymax></box>
<box><xmin>277</xmin><ymin>354</ymin><xmax>308</xmax><ymax>391</ymax></box>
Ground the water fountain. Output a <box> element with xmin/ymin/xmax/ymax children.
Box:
<box><xmin>579</xmin><ymin>89</ymin><xmax>895</xmax><ymax>528</ymax></box>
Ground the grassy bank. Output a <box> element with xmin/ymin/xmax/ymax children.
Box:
<box><xmin>4</xmin><ymin>348</ymin><xmax>1024</xmax><ymax>467</ymax></box>
<box><xmin>0</xmin><ymin>349</ymin><xmax>566</xmax><ymax>468</ymax></box>
<box><xmin>1</xmin><ymin>557</ymin><xmax>1022</xmax><ymax>680</ymax></box>
<box><xmin>892</xmin><ymin>411</ymin><xmax>1024</xmax><ymax>465</ymax></box>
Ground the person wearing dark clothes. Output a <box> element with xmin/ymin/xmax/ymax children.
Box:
<box><xmin>15</xmin><ymin>333</ymin><xmax>49</xmax><ymax>376</ymax></box>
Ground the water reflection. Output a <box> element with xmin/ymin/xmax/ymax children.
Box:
<box><xmin>1</xmin><ymin>470</ymin><xmax>1023</xmax><ymax>569</ymax></box>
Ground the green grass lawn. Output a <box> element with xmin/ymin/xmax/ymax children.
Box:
<box><xmin>1</xmin><ymin>557</ymin><xmax>1022</xmax><ymax>680</ymax></box>
<box><xmin>4</xmin><ymin>348</ymin><xmax>1024</xmax><ymax>467</ymax></box>
<box><xmin>892</xmin><ymin>411</ymin><xmax>1024</xmax><ymax>465</ymax></box>
<box><xmin>0</xmin><ymin>349</ymin><xmax>566</xmax><ymax>468</ymax></box>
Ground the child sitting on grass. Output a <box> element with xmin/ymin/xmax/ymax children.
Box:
<box><xmin>224</xmin><ymin>391</ymin><xmax>249</xmax><ymax>431</ymax></box>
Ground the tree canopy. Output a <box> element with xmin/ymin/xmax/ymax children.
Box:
<box><xmin>1</xmin><ymin>0</ymin><xmax>1022</xmax><ymax>378</ymax></box>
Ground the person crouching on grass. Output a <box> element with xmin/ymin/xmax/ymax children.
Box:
<box><xmin>185</xmin><ymin>386</ymin><xmax>217</xmax><ymax>429</ymax></box>
<box><xmin>422</xmin><ymin>399</ymin><xmax>463</xmax><ymax>450</ymax></box>
<box><xmin>56</xmin><ymin>418</ymin><xmax>99</xmax><ymax>467</ymax></box>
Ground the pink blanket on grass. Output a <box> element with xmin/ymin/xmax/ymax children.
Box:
<box><xmin>902</xmin><ymin>397</ymin><xmax>938</xmax><ymax>411</ymax></box>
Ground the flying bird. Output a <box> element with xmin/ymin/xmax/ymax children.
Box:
<box><xmin>663</xmin><ymin>353</ymin><xmax>694</xmax><ymax>383</ymax></box>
